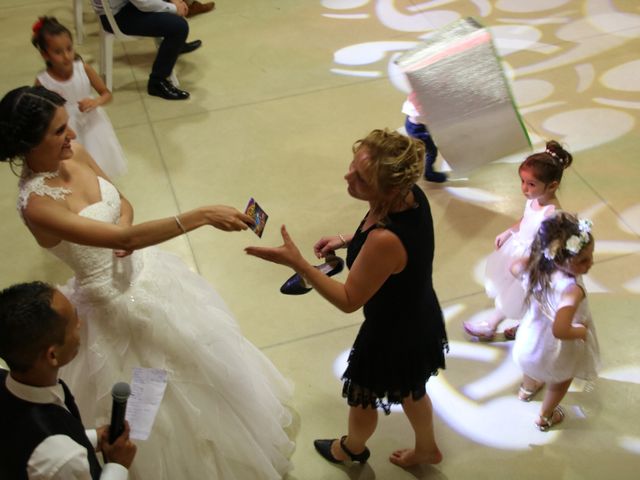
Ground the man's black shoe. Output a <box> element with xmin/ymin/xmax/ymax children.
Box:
<box><xmin>180</xmin><ymin>40</ymin><xmax>202</xmax><ymax>54</ymax></box>
<box><xmin>147</xmin><ymin>79</ymin><xmax>190</xmax><ymax>100</ymax></box>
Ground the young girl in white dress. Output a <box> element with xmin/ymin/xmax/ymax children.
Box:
<box><xmin>32</xmin><ymin>16</ymin><xmax>127</xmax><ymax>179</ymax></box>
<box><xmin>0</xmin><ymin>86</ymin><xmax>294</xmax><ymax>479</ymax></box>
<box><xmin>464</xmin><ymin>141</ymin><xmax>573</xmax><ymax>341</ymax></box>
<box><xmin>512</xmin><ymin>212</ymin><xmax>600</xmax><ymax>430</ymax></box>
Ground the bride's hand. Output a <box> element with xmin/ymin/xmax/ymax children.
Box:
<box><xmin>245</xmin><ymin>225</ymin><xmax>305</xmax><ymax>270</ymax></box>
<box><xmin>204</xmin><ymin>206</ymin><xmax>254</xmax><ymax>232</ymax></box>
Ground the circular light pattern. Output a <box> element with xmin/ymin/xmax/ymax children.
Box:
<box><xmin>588</xmin><ymin>13</ymin><xmax>640</xmax><ymax>39</ymax></box>
<box><xmin>444</xmin><ymin>187</ymin><xmax>504</xmax><ymax>203</ymax></box>
<box><xmin>376</xmin><ymin>3</ymin><xmax>459</xmax><ymax>32</ymax></box>
<box><xmin>511</xmin><ymin>79</ymin><xmax>554</xmax><ymax>106</ymax></box>
<box><xmin>489</xmin><ymin>25</ymin><xmax>542</xmax><ymax>56</ymax></box>
<box><xmin>321</xmin><ymin>0</ymin><xmax>368</xmax><ymax>10</ymax></box>
<box><xmin>495</xmin><ymin>0</ymin><xmax>571</xmax><ymax>13</ymax></box>
<box><xmin>321</xmin><ymin>0</ymin><xmax>640</xmax><ymax>455</ymax></box>
<box><xmin>542</xmin><ymin>108</ymin><xmax>635</xmax><ymax>152</ymax></box>
<box><xmin>333</xmin><ymin>41</ymin><xmax>417</xmax><ymax>66</ymax></box>
<box><xmin>601</xmin><ymin>59</ymin><xmax>640</xmax><ymax>91</ymax></box>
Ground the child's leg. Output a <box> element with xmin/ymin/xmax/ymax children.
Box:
<box><xmin>404</xmin><ymin>117</ymin><xmax>446</xmax><ymax>182</ymax></box>
<box><xmin>330</xmin><ymin>405</ymin><xmax>378</xmax><ymax>461</ymax></box>
<box><xmin>463</xmin><ymin>308</ymin><xmax>506</xmax><ymax>340</ymax></box>
<box><xmin>390</xmin><ymin>393</ymin><xmax>442</xmax><ymax>467</ymax></box>
<box><xmin>519</xmin><ymin>374</ymin><xmax>544</xmax><ymax>401</ymax></box>
<box><xmin>539</xmin><ymin>378</ymin><xmax>572</xmax><ymax>418</ymax></box>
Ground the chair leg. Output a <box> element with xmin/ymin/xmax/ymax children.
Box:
<box><xmin>100</xmin><ymin>32</ymin><xmax>115</xmax><ymax>91</ymax></box>
<box><xmin>73</xmin><ymin>0</ymin><xmax>84</xmax><ymax>44</ymax></box>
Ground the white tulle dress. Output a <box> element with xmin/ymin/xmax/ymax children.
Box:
<box><xmin>37</xmin><ymin>60</ymin><xmax>127</xmax><ymax>179</ymax></box>
<box><xmin>484</xmin><ymin>199</ymin><xmax>556</xmax><ymax>319</ymax></box>
<box><xmin>18</xmin><ymin>173</ymin><xmax>294</xmax><ymax>480</ymax></box>
<box><xmin>512</xmin><ymin>272</ymin><xmax>600</xmax><ymax>383</ymax></box>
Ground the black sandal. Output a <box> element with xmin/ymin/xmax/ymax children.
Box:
<box><xmin>314</xmin><ymin>435</ymin><xmax>370</xmax><ymax>464</ymax></box>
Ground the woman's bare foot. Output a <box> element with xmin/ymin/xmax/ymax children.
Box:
<box><xmin>389</xmin><ymin>447</ymin><xmax>442</xmax><ymax>467</ymax></box>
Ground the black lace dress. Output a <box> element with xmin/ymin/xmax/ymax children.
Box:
<box><xmin>343</xmin><ymin>185</ymin><xmax>448</xmax><ymax>414</ymax></box>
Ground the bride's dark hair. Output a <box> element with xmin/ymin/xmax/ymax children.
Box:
<box><xmin>0</xmin><ymin>86</ymin><xmax>66</xmax><ymax>162</ymax></box>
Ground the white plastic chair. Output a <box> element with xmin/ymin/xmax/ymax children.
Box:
<box><xmin>73</xmin><ymin>0</ymin><xmax>84</xmax><ymax>44</ymax></box>
<box><xmin>98</xmin><ymin>1</ymin><xmax>179</xmax><ymax>91</ymax></box>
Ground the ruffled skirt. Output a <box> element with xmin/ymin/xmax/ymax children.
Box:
<box><xmin>60</xmin><ymin>248</ymin><xmax>294</xmax><ymax>479</ymax></box>
<box><xmin>72</xmin><ymin>107</ymin><xmax>127</xmax><ymax>179</ymax></box>
<box><xmin>484</xmin><ymin>235</ymin><xmax>529</xmax><ymax>319</ymax></box>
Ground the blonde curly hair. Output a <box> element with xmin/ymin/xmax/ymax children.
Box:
<box><xmin>352</xmin><ymin>129</ymin><xmax>424</xmax><ymax>219</ymax></box>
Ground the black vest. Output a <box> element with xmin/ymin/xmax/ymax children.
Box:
<box><xmin>0</xmin><ymin>369</ymin><xmax>102</xmax><ymax>480</ymax></box>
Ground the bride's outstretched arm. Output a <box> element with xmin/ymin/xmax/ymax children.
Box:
<box><xmin>23</xmin><ymin>196</ymin><xmax>254</xmax><ymax>252</ymax></box>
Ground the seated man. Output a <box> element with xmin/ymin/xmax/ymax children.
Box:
<box><xmin>0</xmin><ymin>282</ymin><xmax>137</xmax><ymax>479</ymax></box>
<box><xmin>92</xmin><ymin>0</ymin><xmax>203</xmax><ymax>100</ymax></box>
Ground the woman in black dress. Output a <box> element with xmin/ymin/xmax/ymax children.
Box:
<box><xmin>246</xmin><ymin>129</ymin><xmax>448</xmax><ymax>467</ymax></box>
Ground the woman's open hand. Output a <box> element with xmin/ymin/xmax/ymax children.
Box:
<box><xmin>245</xmin><ymin>225</ymin><xmax>305</xmax><ymax>270</ymax></box>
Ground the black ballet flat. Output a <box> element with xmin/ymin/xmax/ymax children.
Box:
<box><xmin>314</xmin><ymin>436</ymin><xmax>370</xmax><ymax>464</ymax></box>
<box><xmin>280</xmin><ymin>254</ymin><xmax>344</xmax><ymax>295</ymax></box>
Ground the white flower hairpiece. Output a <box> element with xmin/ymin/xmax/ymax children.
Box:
<box><xmin>545</xmin><ymin>148</ymin><xmax>561</xmax><ymax>161</ymax></box>
<box><xmin>543</xmin><ymin>218</ymin><xmax>593</xmax><ymax>260</ymax></box>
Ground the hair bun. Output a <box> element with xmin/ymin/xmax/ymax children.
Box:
<box><xmin>545</xmin><ymin>140</ymin><xmax>572</xmax><ymax>169</ymax></box>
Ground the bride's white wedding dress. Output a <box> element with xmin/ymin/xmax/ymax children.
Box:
<box><xmin>18</xmin><ymin>174</ymin><xmax>294</xmax><ymax>479</ymax></box>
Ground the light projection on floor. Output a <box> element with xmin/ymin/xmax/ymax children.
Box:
<box><xmin>332</xmin><ymin>305</ymin><xmax>567</xmax><ymax>450</ymax></box>
<box><xmin>321</xmin><ymin>0</ymin><xmax>640</xmax><ymax>450</ymax></box>
<box><xmin>321</xmin><ymin>0</ymin><xmax>639</xmax><ymax>155</ymax></box>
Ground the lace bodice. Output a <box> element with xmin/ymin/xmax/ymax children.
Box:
<box><xmin>19</xmin><ymin>174</ymin><xmax>142</xmax><ymax>302</ymax></box>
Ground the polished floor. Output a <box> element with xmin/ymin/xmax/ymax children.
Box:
<box><xmin>1</xmin><ymin>1</ymin><xmax>639</xmax><ymax>479</ymax></box>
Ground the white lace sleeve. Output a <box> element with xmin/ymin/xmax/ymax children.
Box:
<box><xmin>17</xmin><ymin>174</ymin><xmax>71</xmax><ymax>221</ymax></box>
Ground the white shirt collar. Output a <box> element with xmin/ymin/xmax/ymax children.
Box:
<box><xmin>5</xmin><ymin>374</ymin><xmax>67</xmax><ymax>409</ymax></box>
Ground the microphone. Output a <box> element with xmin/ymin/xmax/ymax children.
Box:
<box><xmin>108</xmin><ymin>382</ymin><xmax>131</xmax><ymax>444</ymax></box>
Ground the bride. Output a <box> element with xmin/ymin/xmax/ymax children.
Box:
<box><xmin>0</xmin><ymin>86</ymin><xmax>294</xmax><ymax>479</ymax></box>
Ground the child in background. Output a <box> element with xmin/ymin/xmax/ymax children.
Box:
<box><xmin>32</xmin><ymin>16</ymin><xmax>126</xmax><ymax>179</ymax></box>
<box><xmin>512</xmin><ymin>212</ymin><xmax>600</xmax><ymax>430</ymax></box>
<box><xmin>402</xmin><ymin>93</ymin><xmax>447</xmax><ymax>183</ymax></box>
<box><xmin>464</xmin><ymin>141</ymin><xmax>572</xmax><ymax>341</ymax></box>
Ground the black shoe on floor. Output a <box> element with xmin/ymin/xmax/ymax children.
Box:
<box><xmin>180</xmin><ymin>39</ymin><xmax>202</xmax><ymax>54</ymax></box>
<box><xmin>314</xmin><ymin>437</ymin><xmax>370</xmax><ymax>464</ymax></box>
<box><xmin>425</xmin><ymin>170</ymin><xmax>447</xmax><ymax>183</ymax></box>
<box><xmin>147</xmin><ymin>79</ymin><xmax>190</xmax><ymax>100</ymax></box>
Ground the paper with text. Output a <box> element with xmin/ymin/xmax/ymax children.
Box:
<box><xmin>125</xmin><ymin>367</ymin><xmax>168</xmax><ymax>440</ymax></box>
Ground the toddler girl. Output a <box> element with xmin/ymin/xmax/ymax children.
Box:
<box><xmin>512</xmin><ymin>211</ymin><xmax>600</xmax><ymax>430</ymax></box>
<box><xmin>464</xmin><ymin>141</ymin><xmax>572</xmax><ymax>340</ymax></box>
